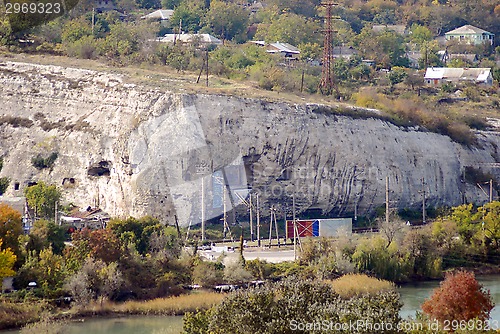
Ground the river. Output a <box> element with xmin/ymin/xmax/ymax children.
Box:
<box><xmin>3</xmin><ymin>275</ymin><xmax>499</xmax><ymax>333</ymax></box>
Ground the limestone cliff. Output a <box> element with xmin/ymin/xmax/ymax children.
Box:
<box><xmin>0</xmin><ymin>61</ymin><xmax>499</xmax><ymax>225</ymax></box>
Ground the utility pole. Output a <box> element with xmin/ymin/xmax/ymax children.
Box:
<box><xmin>201</xmin><ymin>178</ymin><xmax>205</xmax><ymax>242</ymax></box>
<box><xmin>55</xmin><ymin>201</ymin><xmax>58</xmax><ymax>226</ymax></box>
<box><xmin>422</xmin><ymin>178</ymin><xmax>426</xmax><ymax>224</ymax></box>
<box><xmin>223</xmin><ymin>177</ymin><xmax>227</xmax><ymax>240</ymax></box>
<box><xmin>249</xmin><ymin>194</ymin><xmax>254</xmax><ymax>242</ymax></box>
<box><xmin>206</xmin><ymin>47</ymin><xmax>209</xmax><ymax>87</ymax></box>
<box><xmin>385</xmin><ymin>176</ymin><xmax>390</xmax><ymax>225</ymax></box>
<box><xmin>92</xmin><ymin>7</ymin><xmax>95</xmax><ymax>36</ymax></box>
<box><xmin>489</xmin><ymin>179</ymin><xmax>493</xmax><ymax>203</ymax></box>
<box><xmin>293</xmin><ymin>193</ymin><xmax>297</xmax><ymax>260</ymax></box>
<box><xmin>256</xmin><ymin>193</ymin><xmax>261</xmax><ymax>247</ymax></box>
<box><xmin>319</xmin><ymin>2</ymin><xmax>339</xmax><ymax>97</ymax></box>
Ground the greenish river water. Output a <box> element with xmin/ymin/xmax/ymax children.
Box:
<box><xmin>3</xmin><ymin>275</ymin><xmax>499</xmax><ymax>334</ymax></box>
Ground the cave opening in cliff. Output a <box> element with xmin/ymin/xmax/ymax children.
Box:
<box><xmin>87</xmin><ymin>161</ymin><xmax>111</xmax><ymax>177</ymax></box>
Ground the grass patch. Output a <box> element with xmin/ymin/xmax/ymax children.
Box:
<box><xmin>20</xmin><ymin>316</ymin><xmax>66</xmax><ymax>334</ymax></box>
<box><xmin>113</xmin><ymin>292</ymin><xmax>224</xmax><ymax>315</ymax></box>
<box><xmin>326</xmin><ymin>274</ymin><xmax>396</xmax><ymax>299</ymax></box>
<box><xmin>75</xmin><ymin>292</ymin><xmax>224</xmax><ymax>317</ymax></box>
<box><xmin>0</xmin><ymin>300</ymin><xmax>48</xmax><ymax>330</ymax></box>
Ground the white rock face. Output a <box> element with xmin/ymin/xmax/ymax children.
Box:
<box><xmin>0</xmin><ymin>61</ymin><xmax>499</xmax><ymax>225</ymax></box>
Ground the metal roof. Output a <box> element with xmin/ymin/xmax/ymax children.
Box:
<box><xmin>267</xmin><ymin>42</ymin><xmax>300</xmax><ymax>54</ymax></box>
<box><xmin>424</xmin><ymin>67</ymin><xmax>491</xmax><ymax>82</ymax></box>
<box><xmin>159</xmin><ymin>33</ymin><xmax>222</xmax><ymax>44</ymax></box>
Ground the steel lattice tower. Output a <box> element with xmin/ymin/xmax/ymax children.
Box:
<box><xmin>319</xmin><ymin>2</ymin><xmax>339</xmax><ymax>97</ymax></box>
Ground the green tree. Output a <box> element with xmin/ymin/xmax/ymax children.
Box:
<box><xmin>255</xmin><ymin>13</ymin><xmax>321</xmax><ymax>46</ymax></box>
<box><xmin>24</xmin><ymin>182</ymin><xmax>61</xmax><ymax>219</ymax></box>
<box><xmin>108</xmin><ymin>216</ymin><xmax>161</xmax><ymax>255</ymax></box>
<box><xmin>0</xmin><ymin>239</ymin><xmax>16</xmax><ymax>280</ymax></box>
<box><xmin>410</xmin><ymin>24</ymin><xmax>433</xmax><ymax>47</ymax></box>
<box><xmin>451</xmin><ymin>203</ymin><xmax>477</xmax><ymax>244</ymax></box>
<box><xmin>475</xmin><ymin>201</ymin><xmax>500</xmax><ymax>250</ymax></box>
<box><xmin>169</xmin><ymin>1</ymin><xmax>205</xmax><ymax>33</ymax></box>
<box><xmin>387</xmin><ymin>66</ymin><xmax>408</xmax><ymax>90</ymax></box>
<box><xmin>0</xmin><ymin>204</ymin><xmax>22</xmax><ymax>256</ymax></box>
<box><xmin>28</xmin><ymin>219</ymin><xmax>66</xmax><ymax>255</ymax></box>
<box><xmin>205</xmin><ymin>0</ymin><xmax>249</xmax><ymax>43</ymax></box>
<box><xmin>61</xmin><ymin>17</ymin><xmax>93</xmax><ymax>44</ymax></box>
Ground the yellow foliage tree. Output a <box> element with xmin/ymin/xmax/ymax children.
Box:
<box><xmin>0</xmin><ymin>239</ymin><xmax>16</xmax><ymax>280</ymax></box>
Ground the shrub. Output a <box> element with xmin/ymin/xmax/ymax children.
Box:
<box><xmin>422</xmin><ymin>271</ymin><xmax>494</xmax><ymax>323</ymax></box>
<box><xmin>0</xmin><ymin>177</ymin><xmax>9</xmax><ymax>195</ymax></box>
<box><xmin>31</xmin><ymin>152</ymin><xmax>58</xmax><ymax>170</ymax></box>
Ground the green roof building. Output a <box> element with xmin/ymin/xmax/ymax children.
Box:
<box><xmin>445</xmin><ymin>25</ymin><xmax>494</xmax><ymax>45</ymax></box>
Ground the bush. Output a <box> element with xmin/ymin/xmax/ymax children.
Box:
<box><xmin>183</xmin><ymin>277</ymin><xmax>403</xmax><ymax>334</ymax></box>
<box><xmin>0</xmin><ymin>177</ymin><xmax>9</xmax><ymax>195</ymax></box>
<box><xmin>422</xmin><ymin>271</ymin><xmax>494</xmax><ymax>323</ymax></box>
<box><xmin>31</xmin><ymin>153</ymin><xmax>58</xmax><ymax>170</ymax></box>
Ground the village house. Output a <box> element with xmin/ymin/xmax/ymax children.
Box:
<box><xmin>265</xmin><ymin>42</ymin><xmax>300</xmax><ymax>59</ymax></box>
<box><xmin>332</xmin><ymin>46</ymin><xmax>359</xmax><ymax>60</ymax></box>
<box><xmin>445</xmin><ymin>25</ymin><xmax>494</xmax><ymax>45</ymax></box>
<box><xmin>141</xmin><ymin>9</ymin><xmax>174</xmax><ymax>26</ymax></box>
<box><xmin>372</xmin><ymin>24</ymin><xmax>408</xmax><ymax>35</ymax></box>
<box><xmin>158</xmin><ymin>33</ymin><xmax>223</xmax><ymax>46</ymax></box>
<box><xmin>424</xmin><ymin>67</ymin><xmax>493</xmax><ymax>86</ymax></box>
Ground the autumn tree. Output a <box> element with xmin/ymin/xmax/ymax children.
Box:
<box><xmin>422</xmin><ymin>270</ymin><xmax>494</xmax><ymax>323</ymax></box>
<box><xmin>0</xmin><ymin>203</ymin><xmax>23</xmax><ymax>256</ymax></box>
<box><xmin>0</xmin><ymin>239</ymin><xmax>16</xmax><ymax>281</ymax></box>
<box><xmin>24</xmin><ymin>182</ymin><xmax>62</xmax><ymax>219</ymax></box>
<box><xmin>71</xmin><ymin>228</ymin><xmax>123</xmax><ymax>264</ymax></box>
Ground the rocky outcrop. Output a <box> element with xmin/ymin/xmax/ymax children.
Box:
<box><xmin>0</xmin><ymin>61</ymin><xmax>499</xmax><ymax>225</ymax></box>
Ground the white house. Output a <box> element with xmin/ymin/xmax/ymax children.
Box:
<box><xmin>158</xmin><ymin>33</ymin><xmax>222</xmax><ymax>46</ymax></box>
<box><xmin>424</xmin><ymin>67</ymin><xmax>493</xmax><ymax>86</ymax></box>
<box><xmin>445</xmin><ymin>25</ymin><xmax>494</xmax><ymax>46</ymax></box>
<box><xmin>141</xmin><ymin>9</ymin><xmax>174</xmax><ymax>21</ymax></box>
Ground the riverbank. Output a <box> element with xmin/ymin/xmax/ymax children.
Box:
<box><xmin>0</xmin><ymin>291</ymin><xmax>223</xmax><ymax>331</ymax></box>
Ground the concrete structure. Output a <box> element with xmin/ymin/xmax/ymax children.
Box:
<box><xmin>445</xmin><ymin>25</ymin><xmax>494</xmax><ymax>45</ymax></box>
<box><xmin>424</xmin><ymin>67</ymin><xmax>493</xmax><ymax>86</ymax></box>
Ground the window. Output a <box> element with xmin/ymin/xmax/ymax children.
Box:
<box><xmin>14</xmin><ymin>182</ymin><xmax>19</xmax><ymax>190</ymax></box>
